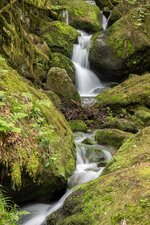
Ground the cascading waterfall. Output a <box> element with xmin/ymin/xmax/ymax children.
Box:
<box><xmin>20</xmin><ymin>132</ymin><xmax>112</xmax><ymax>225</ymax></box>
<box><xmin>72</xmin><ymin>31</ymin><xmax>104</xmax><ymax>97</ymax></box>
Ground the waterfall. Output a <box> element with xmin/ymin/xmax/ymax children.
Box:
<box><xmin>72</xmin><ymin>31</ymin><xmax>104</xmax><ymax>97</ymax></box>
<box><xmin>102</xmin><ymin>14</ymin><xmax>109</xmax><ymax>31</ymax></box>
<box><xmin>20</xmin><ymin>132</ymin><xmax>112</xmax><ymax>225</ymax></box>
<box><xmin>62</xmin><ymin>10</ymin><xmax>69</xmax><ymax>25</ymax></box>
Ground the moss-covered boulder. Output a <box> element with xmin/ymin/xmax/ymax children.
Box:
<box><xmin>45</xmin><ymin>67</ymin><xmax>80</xmax><ymax>106</ymax></box>
<box><xmin>69</xmin><ymin>120</ymin><xmax>88</xmax><ymax>132</ymax></box>
<box><xmin>133</xmin><ymin>106</ymin><xmax>150</xmax><ymax>125</ymax></box>
<box><xmin>0</xmin><ymin>55</ymin><xmax>76</xmax><ymax>203</ymax></box>
<box><xmin>108</xmin><ymin>0</ymin><xmax>148</xmax><ymax>26</ymax></box>
<box><xmin>43</xmin><ymin>90</ymin><xmax>62</xmax><ymax>109</ymax></box>
<box><xmin>95</xmin><ymin>128</ymin><xmax>132</xmax><ymax>148</ymax></box>
<box><xmin>89</xmin><ymin>6</ymin><xmax>150</xmax><ymax>81</ymax></box>
<box><xmin>82</xmin><ymin>137</ymin><xmax>95</xmax><ymax>145</ymax></box>
<box><xmin>103</xmin><ymin>116</ymin><xmax>141</xmax><ymax>133</ymax></box>
<box><xmin>41</xmin><ymin>21</ymin><xmax>78</xmax><ymax>57</ymax></box>
<box><xmin>47</xmin><ymin>126</ymin><xmax>150</xmax><ymax>225</ymax></box>
<box><xmin>96</xmin><ymin>73</ymin><xmax>150</xmax><ymax>108</ymax></box>
<box><xmin>64</xmin><ymin>0</ymin><xmax>102</xmax><ymax>32</ymax></box>
<box><xmin>50</xmin><ymin>53</ymin><xmax>75</xmax><ymax>82</ymax></box>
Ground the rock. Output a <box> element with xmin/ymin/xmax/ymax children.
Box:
<box><xmin>50</xmin><ymin>53</ymin><xmax>75</xmax><ymax>83</ymax></box>
<box><xmin>133</xmin><ymin>106</ymin><xmax>150</xmax><ymax>125</ymax></box>
<box><xmin>41</xmin><ymin>21</ymin><xmax>78</xmax><ymax>57</ymax></box>
<box><xmin>65</xmin><ymin>0</ymin><xmax>102</xmax><ymax>32</ymax></box>
<box><xmin>103</xmin><ymin>117</ymin><xmax>140</xmax><ymax>133</ymax></box>
<box><xmin>109</xmin><ymin>0</ymin><xmax>149</xmax><ymax>26</ymax></box>
<box><xmin>82</xmin><ymin>137</ymin><xmax>95</xmax><ymax>145</ymax></box>
<box><xmin>96</xmin><ymin>73</ymin><xmax>150</xmax><ymax>108</ymax></box>
<box><xmin>43</xmin><ymin>90</ymin><xmax>62</xmax><ymax>109</ymax></box>
<box><xmin>69</xmin><ymin>120</ymin><xmax>88</xmax><ymax>132</ymax></box>
<box><xmin>95</xmin><ymin>129</ymin><xmax>132</xmax><ymax>148</ymax></box>
<box><xmin>45</xmin><ymin>67</ymin><xmax>80</xmax><ymax>106</ymax></box>
<box><xmin>89</xmin><ymin>6</ymin><xmax>150</xmax><ymax>81</ymax></box>
<box><xmin>0</xmin><ymin>55</ymin><xmax>76</xmax><ymax>204</ymax></box>
<box><xmin>47</xmin><ymin>126</ymin><xmax>150</xmax><ymax>225</ymax></box>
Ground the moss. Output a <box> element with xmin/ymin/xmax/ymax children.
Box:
<box><xmin>45</xmin><ymin>67</ymin><xmax>80</xmax><ymax>106</ymax></box>
<box><xmin>103</xmin><ymin>116</ymin><xmax>141</xmax><ymax>133</ymax></box>
<box><xmin>0</xmin><ymin>54</ymin><xmax>76</xmax><ymax>203</ymax></box>
<box><xmin>82</xmin><ymin>137</ymin><xmax>95</xmax><ymax>145</ymax></box>
<box><xmin>96</xmin><ymin>73</ymin><xmax>150</xmax><ymax>108</ymax></box>
<box><xmin>69</xmin><ymin>120</ymin><xmax>88</xmax><ymax>132</ymax></box>
<box><xmin>95</xmin><ymin>128</ymin><xmax>132</xmax><ymax>148</ymax></box>
<box><xmin>50</xmin><ymin>53</ymin><xmax>75</xmax><ymax>82</ymax></box>
<box><xmin>43</xmin><ymin>90</ymin><xmax>62</xmax><ymax>109</ymax></box>
<box><xmin>134</xmin><ymin>106</ymin><xmax>150</xmax><ymax>124</ymax></box>
<box><xmin>47</xmin><ymin>127</ymin><xmax>150</xmax><ymax>225</ymax></box>
<box><xmin>41</xmin><ymin>21</ymin><xmax>78</xmax><ymax>57</ymax></box>
<box><xmin>66</xmin><ymin>0</ymin><xmax>102</xmax><ymax>32</ymax></box>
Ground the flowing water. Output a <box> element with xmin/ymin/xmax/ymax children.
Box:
<box><xmin>20</xmin><ymin>132</ymin><xmax>112</xmax><ymax>225</ymax></box>
<box><xmin>20</xmin><ymin>14</ymin><xmax>111</xmax><ymax>223</ymax></box>
<box><xmin>72</xmin><ymin>31</ymin><xmax>105</xmax><ymax>104</ymax></box>
<box><xmin>102</xmin><ymin>14</ymin><xmax>109</xmax><ymax>31</ymax></box>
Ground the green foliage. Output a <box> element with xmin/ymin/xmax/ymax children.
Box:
<box><xmin>69</xmin><ymin>120</ymin><xmax>88</xmax><ymax>132</ymax></box>
<box><xmin>0</xmin><ymin>189</ymin><xmax>27</xmax><ymax>225</ymax></box>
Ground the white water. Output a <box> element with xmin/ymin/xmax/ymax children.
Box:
<box><xmin>72</xmin><ymin>31</ymin><xmax>104</xmax><ymax>97</ymax></box>
<box><xmin>20</xmin><ymin>132</ymin><xmax>112</xmax><ymax>225</ymax></box>
<box><xmin>102</xmin><ymin>15</ymin><xmax>109</xmax><ymax>31</ymax></box>
<box><xmin>62</xmin><ymin>10</ymin><xmax>69</xmax><ymax>25</ymax></box>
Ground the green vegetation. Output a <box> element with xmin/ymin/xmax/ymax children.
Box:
<box><xmin>69</xmin><ymin>120</ymin><xmax>88</xmax><ymax>132</ymax></box>
<box><xmin>0</xmin><ymin>54</ymin><xmax>76</xmax><ymax>203</ymax></box>
<box><xmin>95</xmin><ymin>128</ymin><xmax>132</xmax><ymax>148</ymax></box>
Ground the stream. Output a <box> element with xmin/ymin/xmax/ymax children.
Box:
<box><xmin>20</xmin><ymin>4</ymin><xmax>111</xmax><ymax>224</ymax></box>
<box><xmin>20</xmin><ymin>133</ymin><xmax>112</xmax><ymax>225</ymax></box>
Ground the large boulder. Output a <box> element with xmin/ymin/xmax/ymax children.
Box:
<box><xmin>109</xmin><ymin>0</ymin><xmax>149</xmax><ymax>26</ymax></box>
<box><xmin>89</xmin><ymin>6</ymin><xmax>150</xmax><ymax>81</ymax></box>
<box><xmin>64</xmin><ymin>0</ymin><xmax>102</xmax><ymax>32</ymax></box>
<box><xmin>96</xmin><ymin>73</ymin><xmax>150</xmax><ymax>108</ymax></box>
<box><xmin>50</xmin><ymin>53</ymin><xmax>75</xmax><ymax>83</ymax></box>
<box><xmin>41</xmin><ymin>21</ymin><xmax>78</xmax><ymax>57</ymax></box>
<box><xmin>47</xmin><ymin>126</ymin><xmax>150</xmax><ymax>225</ymax></box>
<box><xmin>0</xmin><ymin>55</ymin><xmax>76</xmax><ymax>204</ymax></box>
<box><xmin>45</xmin><ymin>67</ymin><xmax>80</xmax><ymax>106</ymax></box>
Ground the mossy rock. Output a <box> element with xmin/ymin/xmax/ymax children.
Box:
<box><xmin>0</xmin><ymin>55</ymin><xmax>76</xmax><ymax>203</ymax></box>
<box><xmin>41</xmin><ymin>21</ymin><xmax>78</xmax><ymax>57</ymax></box>
<box><xmin>50</xmin><ymin>53</ymin><xmax>75</xmax><ymax>82</ymax></box>
<box><xmin>43</xmin><ymin>90</ymin><xmax>62</xmax><ymax>109</ymax></box>
<box><xmin>103</xmin><ymin>116</ymin><xmax>141</xmax><ymax>133</ymax></box>
<box><xmin>133</xmin><ymin>106</ymin><xmax>150</xmax><ymax>125</ymax></box>
<box><xmin>47</xmin><ymin>126</ymin><xmax>150</xmax><ymax>225</ymax></box>
<box><xmin>45</xmin><ymin>67</ymin><xmax>80</xmax><ymax>107</ymax></box>
<box><xmin>95</xmin><ymin>128</ymin><xmax>133</xmax><ymax>148</ymax></box>
<box><xmin>96</xmin><ymin>73</ymin><xmax>150</xmax><ymax>108</ymax></box>
<box><xmin>109</xmin><ymin>0</ymin><xmax>149</xmax><ymax>26</ymax></box>
<box><xmin>89</xmin><ymin>6</ymin><xmax>150</xmax><ymax>81</ymax></box>
<box><xmin>69</xmin><ymin>120</ymin><xmax>88</xmax><ymax>132</ymax></box>
<box><xmin>64</xmin><ymin>0</ymin><xmax>102</xmax><ymax>32</ymax></box>
<box><xmin>82</xmin><ymin>137</ymin><xmax>95</xmax><ymax>145</ymax></box>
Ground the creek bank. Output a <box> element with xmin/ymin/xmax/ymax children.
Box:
<box><xmin>0</xmin><ymin>54</ymin><xmax>76</xmax><ymax>204</ymax></box>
